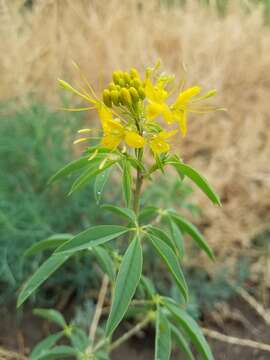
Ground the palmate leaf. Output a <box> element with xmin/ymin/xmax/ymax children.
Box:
<box><xmin>165</xmin><ymin>299</ymin><xmax>214</xmax><ymax>360</ymax></box>
<box><xmin>146</xmin><ymin>232</ymin><xmax>188</xmax><ymax>303</ymax></box>
<box><xmin>56</xmin><ymin>225</ymin><xmax>130</xmax><ymax>254</ymax></box>
<box><xmin>106</xmin><ymin>236</ymin><xmax>143</xmax><ymax>336</ymax></box>
<box><xmin>155</xmin><ymin>306</ymin><xmax>171</xmax><ymax>360</ymax></box>
<box><xmin>24</xmin><ymin>234</ymin><xmax>73</xmax><ymax>257</ymax></box>
<box><xmin>167</xmin><ymin>158</ymin><xmax>221</xmax><ymax>206</ymax></box>
<box><xmin>169</xmin><ymin>212</ymin><xmax>214</xmax><ymax>260</ymax></box>
<box><xmin>33</xmin><ymin>308</ymin><xmax>67</xmax><ymax>328</ymax></box>
<box><xmin>18</xmin><ymin>226</ymin><xmax>129</xmax><ymax>307</ymax></box>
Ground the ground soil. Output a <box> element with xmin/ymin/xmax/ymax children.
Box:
<box><xmin>0</xmin><ymin>296</ymin><xmax>269</xmax><ymax>360</ymax></box>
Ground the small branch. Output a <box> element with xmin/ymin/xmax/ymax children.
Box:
<box><xmin>109</xmin><ymin>316</ymin><xmax>150</xmax><ymax>352</ymax></box>
<box><xmin>202</xmin><ymin>328</ymin><xmax>270</xmax><ymax>353</ymax></box>
<box><xmin>88</xmin><ymin>275</ymin><xmax>109</xmax><ymax>348</ymax></box>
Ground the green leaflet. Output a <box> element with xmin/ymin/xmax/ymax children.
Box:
<box><xmin>165</xmin><ymin>300</ymin><xmax>214</xmax><ymax>360</ymax></box>
<box><xmin>169</xmin><ymin>212</ymin><xmax>214</xmax><ymax>260</ymax></box>
<box><xmin>17</xmin><ymin>253</ymin><xmax>70</xmax><ymax>307</ymax></box>
<box><xmin>102</xmin><ymin>204</ymin><xmax>137</xmax><ymax>223</ymax></box>
<box><xmin>168</xmin><ymin>217</ymin><xmax>185</xmax><ymax>259</ymax></box>
<box><xmin>93</xmin><ymin>245</ymin><xmax>115</xmax><ymax>282</ymax></box>
<box><xmin>170</xmin><ymin>324</ymin><xmax>195</xmax><ymax>360</ymax></box>
<box><xmin>155</xmin><ymin>306</ymin><xmax>171</xmax><ymax>360</ymax></box>
<box><xmin>30</xmin><ymin>332</ymin><xmax>64</xmax><ymax>360</ymax></box>
<box><xmin>69</xmin><ymin>160</ymin><xmax>116</xmax><ymax>195</ymax></box>
<box><xmin>106</xmin><ymin>236</ymin><xmax>143</xmax><ymax>336</ymax></box>
<box><xmin>147</xmin><ymin>233</ymin><xmax>188</xmax><ymax>303</ymax></box>
<box><xmin>56</xmin><ymin>225</ymin><xmax>130</xmax><ymax>254</ymax></box>
<box><xmin>168</xmin><ymin>160</ymin><xmax>221</xmax><ymax>206</ymax></box>
<box><xmin>122</xmin><ymin>159</ymin><xmax>132</xmax><ymax>207</ymax></box>
<box><xmin>24</xmin><ymin>234</ymin><xmax>73</xmax><ymax>257</ymax></box>
<box><xmin>94</xmin><ymin>168</ymin><xmax>111</xmax><ymax>204</ymax></box>
<box><xmin>33</xmin><ymin>308</ymin><xmax>67</xmax><ymax>328</ymax></box>
<box><xmin>32</xmin><ymin>345</ymin><xmax>77</xmax><ymax>360</ymax></box>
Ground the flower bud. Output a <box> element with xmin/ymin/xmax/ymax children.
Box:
<box><xmin>112</xmin><ymin>71</ymin><xmax>122</xmax><ymax>85</ymax></box>
<box><xmin>111</xmin><ymin>90</ymin><xmax>120</xmax><ymax>106</ymax></box>
<box><xmin>108</xmin><ymin>82</ymin><xmax>116</xmax><ymax>91</ymax></box>
<box><xmin>130</xmin><ymin>67</ymin><xmax>139</xmax><ymax>79</ymax></box>
<box><xmin>133</xmin><ymin>78</ymin><xmax>142</xmax><ymax>90</ymax></box>
<box><xmin>129</xmin><ymin>87</ymin><xmax>139</xmax><ymax>102</ymax></box>
<box><xmin>138</xmin><ymin>87</ymin><xmax>145</xmax><ymax>100</ymax></box>
<box><xmin>120</xmin><ymin>87</ymin><xmax>132</xmax><ymax>106</ymax></box>
<box><xmin>123</xmin><ymin>72</ymin><xmax>130</xmax><ymax>85</ymax></box>
<box><xmin>102</xmin><ymin>89</ymin><xmax>112</xmax><ymax>107</ymax></box>
<box><xmin>118</xmin><ymin>78</ymin><xmax>125</xmax><ymax>87</ymax></box>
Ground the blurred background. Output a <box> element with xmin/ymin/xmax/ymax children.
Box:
<box><xmin>0</xmin><ymin>0</ymin><xmax>269</xmax><ymax>359</ymax></box>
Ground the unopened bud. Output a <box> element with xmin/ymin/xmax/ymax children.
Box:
<box><xmin>120</xmin><ymin>87</ymin><xmax>132</xmax><ymax>106</ymax></box>
<box><xmin>133</xmin><ymin>78</ymin><xmax>142</xmax><ymax>90</ymax></box>
<box><xmin>108</xmin><ymin>82</ymin><xmax>116</xmax><ymax>91</ymax></box>
<box><xmin>138</xmin><ymin>87</ymin><xmax>145</xmax><ymax>100</ymax></box>
<box><xmin>130</xmin><ymin>68</ymin><xmax>139</xmax><ymax>79</ymax></box>
<box><xmin>111</xmin><ymin>90</ymin><xmax>120</xmax><ymax>106</ymax></box>
<box><xmin>102</xmin><ymin>89</ymin><xmax>112</xmax><ymax>107</ymax></box>
<box><xmin>123</xmin><ymin>72</ymin><xmax>130</xmax><ymax>85</ymax></box>
<box><xmin>112</xmin><ymin>71</ymin><xmax>122</xmax><ymax>85</ymax></box>
<box><xmin>129</xmin><ymin>87</ymin><xmax>139</xmax><ymax>102</ymax></box>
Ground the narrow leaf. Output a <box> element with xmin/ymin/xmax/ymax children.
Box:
<box><xmin>155</xmin><ymin>307</ymin><xmax>171</xmax><ymax>360</ymax></box>
<box><xmin>33</xmin><ymin>345</ymin><xmax>77</xmax><ymax>360</ymax></box>
<box><xmin>30</xmin><ymin>332</ymin><xmax>63</xmax><ymax>360</ymax></box>
<box><xmin>168</xmin><ymin>217</ymin><xmax>185</xmax><ymax>259</ymax></box>
<box><xmin>169</xmin><ymin>161</ymin><xmax>221</xmax><ymax>206</ymax></box>
<box><xmin>147</xmin><ymin>233</ymin><xmax>188</xmax><ymax>302</ymax></box>
<box><xmin>102</xmin><ymin>204</ymin><xmax>136</xmax><ymax>223</ymax></box>
<box><xmin>17</xmin><ymin>253</ymin><xmax>70</xmax><ymax>307</ymax></box>
<box><xmin>170</xmin><ymin>324</ymin><xmax>195</xmax><ymax>360</ymax></box>
<box><xmin>56</xmin><ymin>225</ymin><xmax>129</xmax><ymax>254</ymax></box>
<box><xmin>169</xmin><ymin>212</ymin><xmax>214</xmax><ymax>260</ymax></box>
<box><xmin>48</xmin><ymin>156</ymin><xmax>90</xmax><ymax>184</ymax></box>
<box><xmin>94</xmin><ymin>168</ymin><xmax>111</xmax><ymax>204</ymax></box>
<box><xmin>147</xmin><ymin>226</ymin><xmax>175</xmax><ymax>251</ymax></box>
<box><xmin>25</xmin><ymin>234</ymin><xmax>73</xmax><ymax>257</ymax></box>
<box><xmin>93</xmin><ymin>246</ymin><xmax>115</xmax><ymax>281</ymax></box>
<box><xmin>165</xmin><ymin>300</ymin><xmax>214</xmax><ymax>360</ymax></box>
<box><xmin>122</xmin><ymin>159</ymin><xmax>132</xmax><ymax>207</ymax></box>
<box><xmin>33</xmin><ymin>308</ymin><xmax>66</xmax><ymax>328</ymax></box>
<box><xmin>106</xmin><ymin>236</ymin><xmax>143</xmax><ymax>336</ymax></box>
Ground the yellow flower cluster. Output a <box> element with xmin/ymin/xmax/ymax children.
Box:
<box><xmin>58</xmin><ymin>62</ymin><xmax>220</xmax><ymax>155</ymax></box>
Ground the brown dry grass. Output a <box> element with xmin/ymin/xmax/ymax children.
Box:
<box><xmin>0</xmin><ymin>0</ymin><xmax>269</xmax><ymax>277</ymax></box>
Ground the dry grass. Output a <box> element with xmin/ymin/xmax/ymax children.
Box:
<box><xmin>0</xmin><ymin>0</ymin><xmax>269</xmax><ymax>277</ymax></box>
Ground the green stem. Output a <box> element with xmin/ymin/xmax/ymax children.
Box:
<box><xmin>133</xmin><ymin>148</ymin><xmax>144</xmax><ymax>215</ymax></box>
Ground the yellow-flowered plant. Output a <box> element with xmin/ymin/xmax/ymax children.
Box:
<box><xmin>58</xmin><ymin>61</ymin><xmax>220</xmax><ymax>155</ymax></box>
<box><xmin>18</xmin><ymin>61</ymin><xmax>222</xmax><ymax>360</ymax></box>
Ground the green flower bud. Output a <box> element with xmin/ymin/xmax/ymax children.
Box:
<box><xmin>130</xmin><ymin>67</ymin><xmax>139</xmax><ymax>79</ymax></box>
<box><xmin>129</xmin><ymin>87</ymin><xmax>139</xmax><ymax>102</ymax></box>
<box><xmin>112</xmin><ymin>71</ymin><xmax>123</xmax><ymax>85</ymax></box>
<box><xmin>123</xmin><ymin>71</ymin><xmax>130</xmax><ymax>85</ymax></box>
<box><xmin>111</xmin><ymin>90</ymin><xmax>120</xmax><ymax>106</ymax></box>
<box><xmin>120</xmin><ymin>87</ymin><xmax>132</xmax><ymax>106</ymax></box>
<box><xmin>138</xmin><ymin>87</ymin><xmax>145</xmax><ymax>100</ymax></box>
<box><xmin>133</xmin><ymin>78</ymin><xmax>142</xmax><ymax>90</ymax></box>
<box><xmin>118</xmin><ymin>78</ymin><xmax>125</xmax><ymax>87</ymax></box>
<box><xmin>102</xmin><ymin>89</ymin><xmax>112</xmax><ymax>107</ymax></box>
<box><xmin>108</xmin><ymin>82</ymin><xmax>116</xmax><ymax>91</ymax></box>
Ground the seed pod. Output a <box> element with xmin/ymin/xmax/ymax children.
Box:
<box><xmin>102</xmin><ymin>89</ymin><xmax>112</xmax><ymax>107</ymax></box>
<box><xmin>130</xmin><ymin>67</ymin><xmax>139</xmax><ymax>79</ymax></box>
<box><xmin>133</xmin><ymin>78</ymin><xmax>142</xmax><ymax>90</ymax></box>
<box><xmin>120</xmin><ymin>87</ymin><xmax>132</xmax><ymax>106</ymax></box>
<box><xmin>138</xmin><ymin>87</ymin><xmax>145</xmax><ymax>100</ymax></box>
<box><xmin>111</xmin><ymin>90</ymin><xmax>120</xmax><ymax>106</ymax></box>
<box><xmin>129</xmin><ymin>87</ymin><xmax>139</xmax><ymax>102</ymax></box>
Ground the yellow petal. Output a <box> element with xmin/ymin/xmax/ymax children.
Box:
<box><xmin>175</xmin><ymin>110</ymin><xmax>187</xmax><ymax>137</ymax></box>
<box><xmin>158</xmin><ymin>129</ymin><xmax>178</xmax><ymax>140</ymax></box>
<box><xmin>149</xmin><ymin>137</ymin><xmax>170</xmax><ymax>154</ymax></box>
<box><xmin>97</xmin><ymin>103</ymin><xmax>113</xmax><ymax>127</ymax></box>
<box><xmin>146</xmin><ymin>103</ymin><xmax>165</xmax><ymax>119</ymax></box>
<box><xmin>174</xmin><ymin>86</ymin><xmax>201</xmax><ymax>107</ymax></box>
<box><xmin>125</xmin><ymin>131</ymin><xmax>145</xmax><ymax>148</ymax></box>
<box><xmin>145</xmin><ymin>79</ymin><xmax>168</xmax><ymax>103</ymax></box>
<box><xmin>101</xmin><ymin>134</ymin><xmax>122</xmax><ymax>149</ymax></box>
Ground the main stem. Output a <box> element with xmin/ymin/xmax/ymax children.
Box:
<box><xmin>133</xmin><ymin>148</ymin><xmax>144</xmax><ymax>215</ymax></box>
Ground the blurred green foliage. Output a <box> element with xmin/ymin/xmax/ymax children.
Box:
<box><xmin>0</xmin><ymin>103</ymin><xmax>110</xmax><ymax>305</ymax></box>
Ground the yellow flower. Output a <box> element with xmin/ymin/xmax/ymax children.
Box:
<box><xmin>149</xmin><ymin>130</ymin><xmax>178</xmax><ymax>154</ymax></box>
<box><xmin>145</xmin><ymin>78</ymin><xmax>218</xmax><ymax>137</ymax></box>
<box><xmin>101</xmin><ymin>118</ymin><xmax>145</xmax><ymax>150</ymax></box>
